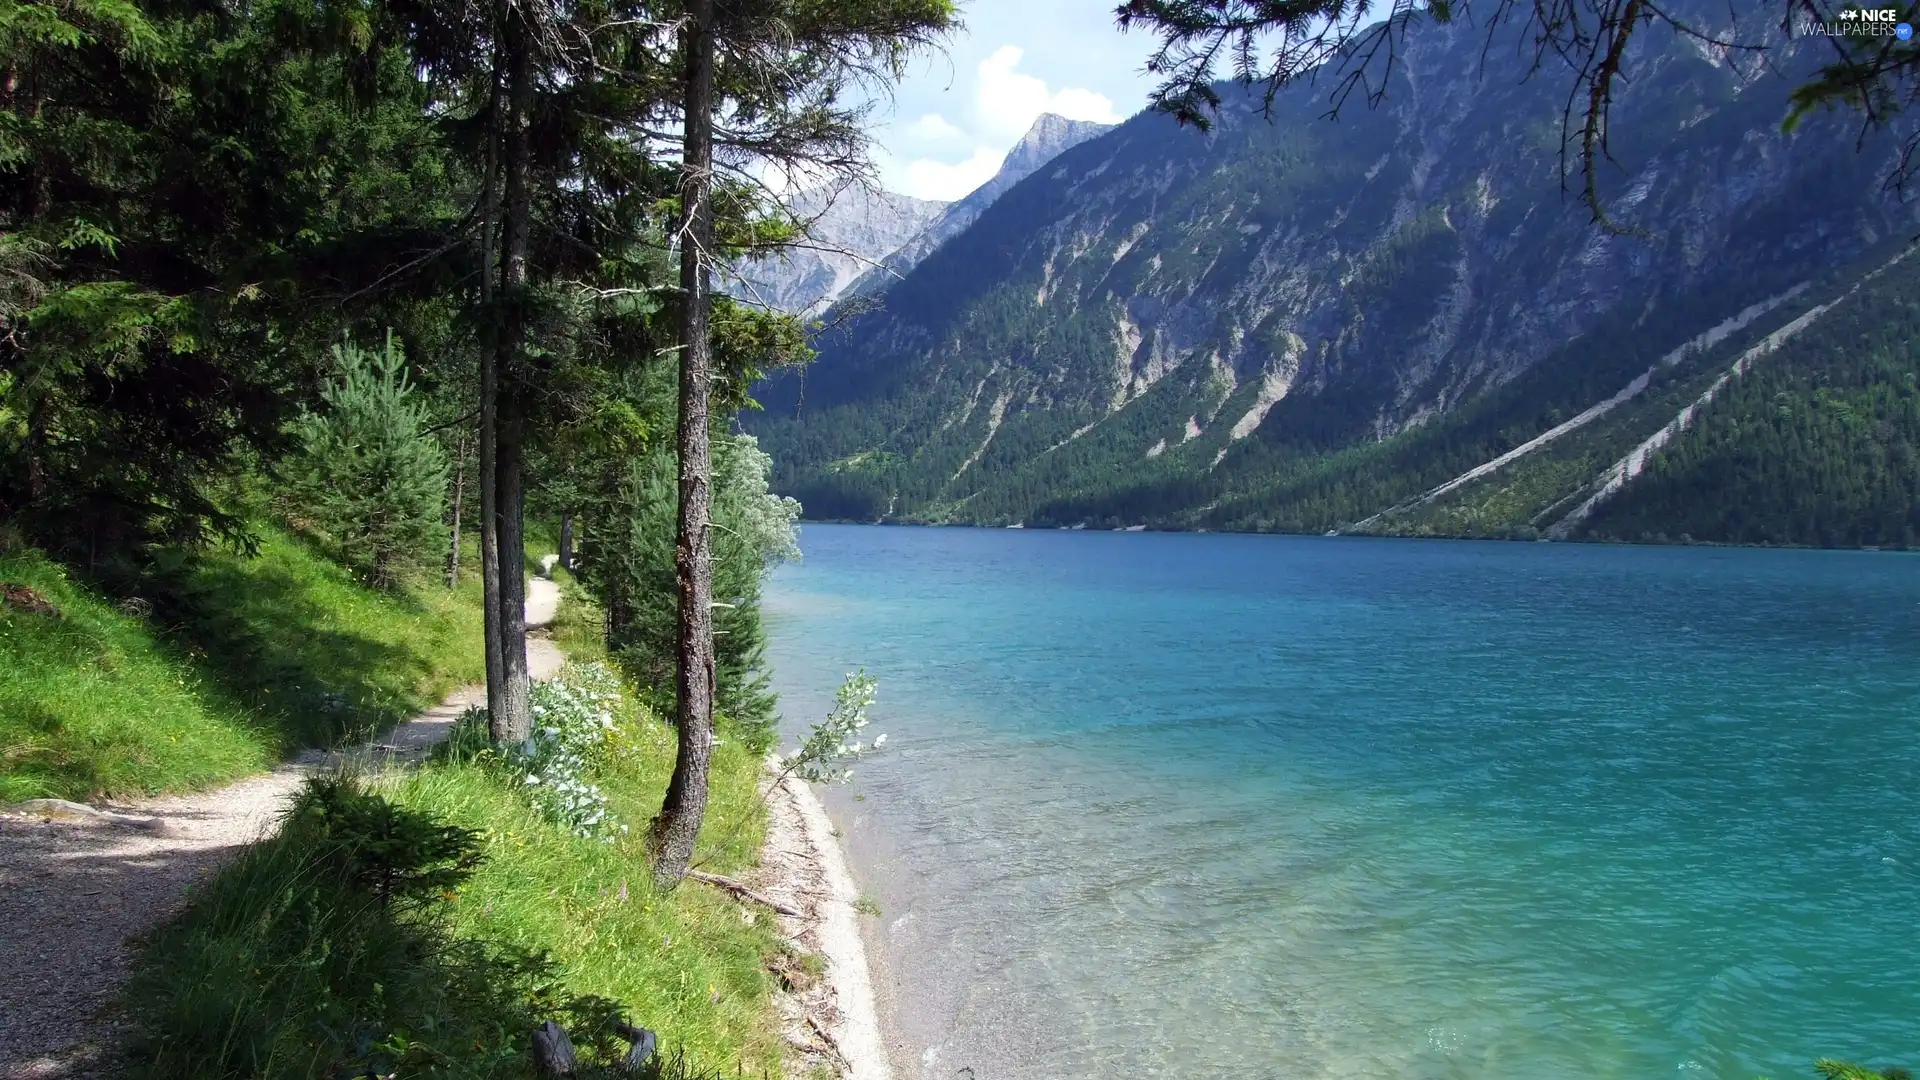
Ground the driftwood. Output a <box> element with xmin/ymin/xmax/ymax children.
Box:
<box><xmin>686</xmin><ymin>869</ymin><xmax>802</xmax><ymax>917</ymax></box>
<box><xmin>806</xmin><ymin>1014</ymin><xmax>850</xmax><ymax>1069</ymax></box>
<box><xmin>532</xmin><ymin>1020</ymin><xmax>576</xmax><ymax>1076</ymax></box>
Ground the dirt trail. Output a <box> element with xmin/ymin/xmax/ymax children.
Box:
<box><xmin>0</xmin><ymin>577</ymin><xmax>564</xmax><ymax>1080</ymax></box>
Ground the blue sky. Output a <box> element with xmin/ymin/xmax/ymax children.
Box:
<box><xmin>865</xmin><ymin>0</ymin><xmax>1163</xmax><ymax>201</ymax></box>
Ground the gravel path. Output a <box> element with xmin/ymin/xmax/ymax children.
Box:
<box><xmin>0</xmin><ymin>577</ymin><xmax>564</xmax><ymax>1080</ymax></box>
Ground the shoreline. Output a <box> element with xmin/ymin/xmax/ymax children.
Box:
<box><xmin>759</xmin><ymin>768</ymin><xmax>894</xmax><ymax>1080</ymax></box>
<box><xmin>790</xmin><ymin>518</ymin><xmax>1919</xmax><ymax>553</ymax></box>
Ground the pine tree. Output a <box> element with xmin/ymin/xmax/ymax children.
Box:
<box><xmin>287</xmin><ymin>334</ymin><xmax>448</xmax><ymax>589</ymax></box>
<box><xmin>581</xmin><ymin>433</ymin><xmax>798</xmax><ymax>751</ymax></box>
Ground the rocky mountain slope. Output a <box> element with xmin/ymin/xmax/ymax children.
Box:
<box><xmin>728</xmin><ymin>115</ymin><xmax>1115</xmax><ymax>315</ymax></box>
<box><xmin>727</xmin><ymin>185</ymin><xmax>948</xmax><ymax>315</ymax></box>
<box><xmin>844</xmin><ymin>113</ymin><xmax>1116</xmax><ymax>300</ymax></box>
<box><xmin>743</xmin><ymin>2</ymin><xmax>1920</xmax><ymax>545</ymax></box>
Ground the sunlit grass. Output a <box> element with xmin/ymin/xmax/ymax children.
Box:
<box><xmin>0</xmin><ymin>548</ymin><xmax>271</xmax><ymax>802</ymax></box>
<box><xmin>0</xmin><ymin>525</ymin><xmax>488</xmax><ymax>801</ymax></box>
<box><xmin>125</xmin><ymin>671</ymin><xmax>790</xmax><ymax>1078</ymax></box>
<box><xmin>384</xmin><ymin>693</ymin><xmax>785</xmax><ymax>1074</ymax></box>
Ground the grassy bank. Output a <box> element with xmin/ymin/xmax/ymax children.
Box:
<box><xmin>127</xmin><ymin>663</ymin><xmax>790</xmax><ymax>1079</ymax></box>
<box><xmin>0</xmin><ymin>525</ymin><xmax>485</xmax><ymax>802</ymax></box>
<box><xmin>8</xmin><ymin>522</ymin><xmax>796</xmax><ymax>1076</ymax></box>
<box><xmin>391</xmin><ymin>703</ymin><xmax>784</xmax><ymax>1072</ymax></box>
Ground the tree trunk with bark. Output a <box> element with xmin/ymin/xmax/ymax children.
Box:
<box><xmin>478</xmin><ymin>52</ymin><xmax>508</xmax><ymax>736</ymax></box>
<box><xmin>447</xmin><ymin>431</ymin><xmax>467</xmax><ymax>588</ymax></box>
<box><xmin>490</xmin><ymin>6</ymin><xmax>536</xmax><ymax>743</ymax></box>
<box><xmin>649</xmin><ymin>0</ymin><xmax>719</xmax><ymax>888</ymax></box>
<box><xmin>558</xmin><ymin>511</ymin><xmax>573</xmax><ymax>572</ymax></box>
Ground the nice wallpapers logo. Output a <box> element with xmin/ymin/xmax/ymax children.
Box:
<box><xmin>1800</xmin><ymin>6</ymin><xmax>1915</xmax><ymax>35</ymax></box>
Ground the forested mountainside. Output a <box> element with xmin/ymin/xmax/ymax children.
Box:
<box><xmin>742</xmin><ymin>1</ymin><xmax>1920</xmax><ymax>546</ymax></box>
<box><xmin>727</xmin><ymin>185</ymin><xmax>947</xmax><ymax>314</ymax></box>
<box><xmin>1575</xmin><ymin>252</ymin><xmax>1920</xmax><ymax>548</ymax></box>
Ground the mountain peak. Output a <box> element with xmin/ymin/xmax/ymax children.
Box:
<box><xmin>833</xmin><ymin>113</ymin><xmax>1119</xmax><ymax>301</ymax></box>
<box><xmin>727</xmin><ymin>183</ymin><xmax>949</xmax><ymax>314</ymax></box>
<box><xmin>1003</xmin><ymin>113</ymin><xmax>1116</xmax><ymax>175</ymax></box>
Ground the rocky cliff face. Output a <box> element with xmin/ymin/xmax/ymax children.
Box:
<box><xmin>744</xmin><ymin>2</ymin><xmax>1920</xmax><ymax>540</ymax></box>
<box><xmin>727</xmin><ymin>115</ymin><xmax>1115</xmax><ymax>316</ymax></box>
<box><xmin>727</xmin><ymin>185</ymin><xmax>947</xmax><ymax>315</ymax></box>
<box><xmin>845</xmin><ymin>113</ymin><xmax>1117</xmax><ymax>298</ymax></box>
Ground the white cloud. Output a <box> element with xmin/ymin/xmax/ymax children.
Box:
<box><xmin>1047</xmin><ymin>87</ymin><xmax>1126</xmax><ymax>125</ymax></box>
<box><xmin>906</xmin><ymin>113</ymin><xmax>967</xmax><ymax>141</ymax></box>
<box><xmin>975</xmin><ymin>45</ymin><xmax>1124</xmax><ymax>138</ymax></box>
<box><xmin>898</xmin><ymin>146</ymin><xmax>1009</xmax><ymax>202</ymax></box>
<box><xmin>882</xmin><ymin>44</ymin><xmax>1127</xmax><ymax>202</ymax></box>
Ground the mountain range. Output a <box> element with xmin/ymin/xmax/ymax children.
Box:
<box><xmin>728</xmin><ymin>113</ymin><xmax>1114</xmax><ymax>315</ymax></box>
<box><xmin>726</xmin><ymin>185</ymin><xmax>947</xmax><ymax>316</ymax></box>
<box><xmin>743</xmin><ymin>3</ymin><xmax>1920</xmax><ymax>548</ymax></box>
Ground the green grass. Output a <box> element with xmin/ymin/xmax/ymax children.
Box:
<box><xmin>17</xmin><ymin>513</ymin><xmax>795</xmax><ymax>1075</ymax></box>
<box><xmin>127</xmin><ymin>676</ymin><xmax>793</xmax><ymax>1079</ymax></box>
<box><xmin>0</xmin><ymin>524</ymin><xmax>488</xmax><ymax>802</ymax></box>
<box><xmin>546</xmin><ymin>572</ymin><xmax>609</xmax><ymax>664</ymax></box>
<box><xmin>126</xmin><ymin>775</ymin><xmax>563</xmax><ymax>1080</ymax></box>
<box><xmin>388</xmin><ymin>704</ymin><xmax>786</xmax><ymax>1075</ymax></box>
<box><xmin>0</xmin><ymin>548</ymin><xmax>273</xmax><ymax>802</ymax></box>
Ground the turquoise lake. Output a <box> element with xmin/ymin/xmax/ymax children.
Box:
<box><xmin>761</xmin><ymin>525</ymin><xmax>1920</xmax><ymax>1080</ymax></box>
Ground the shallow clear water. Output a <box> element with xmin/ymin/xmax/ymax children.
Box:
<box><xmin>762</xmin><ymin>526</ymin><xmax>1920</xmax><ymax>1080</ymax></box>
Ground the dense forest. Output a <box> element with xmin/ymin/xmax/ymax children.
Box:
<box><xmin>0</xmin><ymin>0</ymin><xmax>949</xmax><ymax>1074</ymax></box>
<box><xmin>0</xmin><ymin>0</ymin><xmax>952</xmax><ymax>856</ymax></box>
<box><xmin>1581</xmin><ymin>257</ymin><xmax>1920</xmax><ymax>548</ymax></box>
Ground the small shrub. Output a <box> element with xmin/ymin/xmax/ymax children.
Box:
<box><xmin>448</xmin><ymin>662</ymin><xmax>628</xmax><ymax>840</ymax></box>
<box><xmin>782</xmin><ymin>670</ymin><xmax>884</xmax><ymax>784</ymax></box>
<box><xmin>287</xmin><ymin>775</ymin><xmax>483</xmax><ymax>908</ymax></box>
<box><xmin>284</xmin><ymin>332</ymin><xmax>448</xmax><ymax>590</ymax></box>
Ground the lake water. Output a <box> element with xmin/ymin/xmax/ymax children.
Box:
<box><xmin>762</xmin><ymin>526</ymin><xmax>1920</xmax><ymax>1080</ymax></box>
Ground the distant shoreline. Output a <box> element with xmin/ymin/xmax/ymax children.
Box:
<box><xmin>790</xmin><ymin>518</ymin><xmax>1915</xmax><ymax>553</ymax></box>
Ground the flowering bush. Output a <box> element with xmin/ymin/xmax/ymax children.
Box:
<box><xmin>512</xmin><ymin>662</ymin><xmax>626</xmax><ymax>840</ymax></box>
<box><xmin>447</xmin><ymin>662</ymin><xmax>629</xmax><ymax>840</ymax></box>
<box><xmin>782</xmin><ymin>671</ymin><xmax>885</xmax><ymax>784</ymax></box>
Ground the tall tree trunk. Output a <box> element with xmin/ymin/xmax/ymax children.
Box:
<box><xmin>650</xmin><ymin>0</ymin><xmax>719</xmax><ymax>888</ymax></box>
<box><xmin>25</xmin><ymin>394</ymin><xmax>46</xmax><ymax>502</ymax></box>
<box><xmin>558</xmin><ymin>511</ymin><xmax>573</xmax><ymax>572</ymax></box>
<box><xmin>479</xmin><ymin>53</ymin><xmax>508</xmax><ymax>736</ymax></box>
<box><xmin>447</xmin><ymin>431</ymin><xmax>467</xmax><ymax>589</ymax></box>
<box><xmin>491</xmin><ymin>6</ymin><xmax>536</xmax><ymax>743</ymax></box>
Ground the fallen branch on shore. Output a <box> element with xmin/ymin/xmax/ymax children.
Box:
<box><xmin>686</xmin><ymin>869</ymin><xmax>803</xmax><ymax>917</ymax></box>
<box><xmin>806</xmin><ymin>1014</ymin><xmax>850</xmax><ymax>1070</ymax></box>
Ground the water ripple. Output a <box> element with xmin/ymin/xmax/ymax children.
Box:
<box><xmin>771</xmin><ymin>529</ymin><xmax>1920</xmax><ymax>1080</ymax></box>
